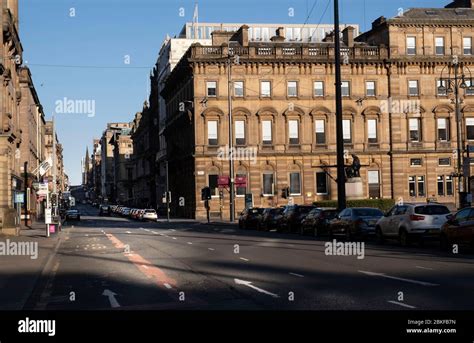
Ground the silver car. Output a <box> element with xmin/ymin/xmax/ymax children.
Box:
<box><xmin>375</xmin><ymin>203</ymin><xmax>451</xmax><ymax>246</ymax></box>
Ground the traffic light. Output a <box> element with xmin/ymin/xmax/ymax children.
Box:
<box><xmin>51</xmin><ymin>193</ymin><xmax>58</xmax><ymax>207</ymax></box>
<box><xmin>281</xmin><ymin>187</ymin><xmax>290</xmax><ymax>199</ymax></box>
<box><xmin>201</xmin><ymin>187</ymin><xmax>212</xmax><ymax>201</ymax></box>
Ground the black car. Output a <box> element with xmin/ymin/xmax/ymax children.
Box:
<box><xmin>261</xmin><ymin>207</ymin><xmax>285</xmax><ymax>231</ymax></box>
<box><xmin>238</xmin><ymin>208</ymin><xmax>265</xmax><ymax>230</ymax></box>
<box><xmin>99</xmin><ymin>205</ymin><xmax>111</xmax><ymax>216</ymax></box>
<box><xmin>301</xmin><ymin>208</ymin><xmax>339</xmax><ymax>237</ymax></box>
<box><xmin>329</xmin><ymin>207</ymin><xmax>384</xmax><ymax>240</ymax></box>
<box><xmin>66</xmin><ymin>209</ymin><xmax>81</xmax><ymax>221</ymax></box>
<box><xmin>277</xmin><ymin>205</ymin><xmax>316</xmax><ymax>233</ymax></box>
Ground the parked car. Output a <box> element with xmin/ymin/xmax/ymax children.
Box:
<box><xmin>121</xmin><ymin>207</ymin><xmax>131</xmax><ymax>217</ymax></box>
<box><xmin>375</xmin><ymin>203</ymin><xmax>451</xmax><ymax>246</ymax></box>
<box><xmin>261</xmin><ymin>207</ymin><xmax>285</xmax><ymax>231</ymax></box>
<box><xmin>440</xmin><ymin>207</ymin><xmax>474</xmax><ymax>251</ymax></box>
<box><xmin>142</xmin><ymin>209</ymin><xmax>158</xmax><ymax>221</ymax></box>
<box><xmin>301</xmin><ymin>208</ymin><xmax>339</xmax><ymax>237</ymax></box>
<box><xmin>330</xmin><ymin>207</ymin><xmax>384</xmax><ymax>240</ymax></box>
<box><xmin>238</xmin><ymin>208</ymin><xmax>265</xmax><ymax>230</ymax></box>
<box><xmin>99</xmin><ymin>205</ymin><xmax>111</xmax><ymax>216</ymax></box>
<box><xmin>66</xmin><ymin>209</ymin><xmax>81</xmax><ymax>221</ymax></box>
<box><xmin>277</xmin><ymin>205</ymin><xmax>316</xmax><ymax>233</ymax></box>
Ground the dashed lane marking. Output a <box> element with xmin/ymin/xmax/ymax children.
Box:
<box><xmin>388</xmin><ymin>301</ymin><xmax>417</xmax><ymax>309</ymax></box>
<box><xmin>289</xmin><ymin>272</ymin><xmax>304</xmax><ymax>278</ymax></box>
<box><xmin>359</xmin><ymin>271</ymin><xmax>439</xmax><ymax>287</ymax></box>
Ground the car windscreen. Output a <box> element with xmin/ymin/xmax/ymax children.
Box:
<box><xmin>353</xmin><ymin>209</ymin><xmax>384</xmax><ymax>217</ymax></box>
<box><xmin>145</xmin><ymin>210</ymin><xmax>156</xmax><ymax>213</ymax></box>
<box><xmin>414</xmin><ymin>205</ymin><xmax>450</xmax><ymax>215</ymax></box>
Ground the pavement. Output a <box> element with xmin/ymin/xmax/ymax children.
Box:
<box><xmin>1</xmin><ymin>203</ymin><xmax>471</xmax><ymax>311</ymax></box>
<box><xmin>0</xmin><ymin>219</ymin><xmax>62</xmax><ymax>310</ymax></box>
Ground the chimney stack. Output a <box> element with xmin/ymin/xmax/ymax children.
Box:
<box><xmin>342</xmin><ymin>26</ymin><xmax>355</xmax><ymax>47</ymax></box>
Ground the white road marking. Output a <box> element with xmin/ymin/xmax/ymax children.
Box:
<box><xmin>234</xmin><ymin>279</ymin><xmax>279</xmax><ymax>298</ymax></box>
<box><xmin>416</xmin><ymin>266</ymin><xmax>434</xmax><ymax>271</ymax></box>
<box><xmin>172</xmin><ymin>237</ymin><xmax>177</xmax><ymax>240</ymax></box>
<box><xmin>289</xmin><ymin>272</ymin><xmax>304</xmax><ymax>278</ymax></box>
<box><xmin>142</xmin><ymin>265</ymin><xmax>149</xmax><ymax>269</ymax></box>
<box><xmin>164</xmin><ymin>283</ymin><xmax>172</xmax><ymax>289</ymax></box>
<box><xmin>126</xmin><ymin>231</ymin><xmax>131</xmax><ymax>234</ymax></box>
<box><xmin>359</xmin><ymin>271</ymin><xmax>439</xmax><ymax>287</ymax></box>
<box><xmin>102</xmin><ymin>289</ymin><xmax>120</xmax><ymax>308</ymax></box>
<box><xmin>208</xmin><ymin>248</ymin><xmax>215</xmax><ymax>251</ymax></box>
<box><xmin>388</xmin><ymin>300</ymin><xmax>417</xmax><ymax>309</ymax></box>
<box><xmin>187</xmin><ymin>242</ymin><xmax>193</xmax><ymax>245</ymax></box>
<box><xmin>170</xmin><ymin>229</ymin><xmax>176</xmax><ymax>232</ymax></box>
<box><xmin>240</xmin><ymin>257</ymin><xmax>250</xmax><ymax>262</ymax></box>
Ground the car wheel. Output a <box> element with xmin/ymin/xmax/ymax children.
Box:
<box><xmin>399</xmin><ymin>229</ymin><xmax>410</xmax><ymax>247</ymax></box>
<box><xmin>375</xmin><ymin>227</ymin><xmax>384</xmax><ymax>244</ymax></box>
<box><xmin>440</xmin><ymin>234</ymin><xmax>449</xmax><ymax>251</ymax></box>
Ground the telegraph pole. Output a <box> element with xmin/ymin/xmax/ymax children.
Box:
<box><xmin>334</xmin><ymin>0</ymin><xmax>347</xmax><ymax>210</ymax></box>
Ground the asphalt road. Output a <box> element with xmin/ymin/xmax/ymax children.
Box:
<box><xmin>25</xmin><ymin>204</ymin><xmax>474</xmax><ymax>310</ymax></box>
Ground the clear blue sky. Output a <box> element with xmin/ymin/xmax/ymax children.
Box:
<box><xmin>20</xmin><ymin>0</ymin><xmax>448</xmax><ymax>185</ymax></box>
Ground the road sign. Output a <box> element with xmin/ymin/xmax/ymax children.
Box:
<box><xmin>45</xmin><ymin>208</ymin><xmax>52</xmax><ymax>225</ymax></box>
<box><xmin>15</xmin><ymin>193</ymin><xmax>25</xmax><ymax>204</ymax></box>
<box><xmin>37</xmin><ymin>183</ymin><xmax>48</xmax><ymax>196</ymax></box>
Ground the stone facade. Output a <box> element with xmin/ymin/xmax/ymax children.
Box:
<box><xmin>0</xmin><ymin>0</ymin><xmax>23</xmax><ymax>234</ymax></box>
<box><xmin>18</xmin><ymin>66</ymin><xmax>46</xmax><ymax>223</ymax></box>
<box><xmin>161</xmin><ymin>0</ymin><xmax>474</xmax><ymax>219</ymax></box>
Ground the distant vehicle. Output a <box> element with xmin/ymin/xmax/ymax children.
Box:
<box><xmin>66</xmin><ymin>209</ymin><xmax>81</xmax><ymax>221</ymax></box>
<box><xmin>99</xmin><ymin>205</ymin><xmax>111</xmax><ymax>216</ymax></box>
<box><xmin>238</xmin><ymin>208</ymin><xmax>265</xmax><ymax>230</ymax></box>
<box><xmin>376</xmin><ymin>203</ymin><xmax>451</xmax><ymax>246</ymax></box>
<box><xmin>330</xmin><ymin>207</ymin><xmax>384</xmax><ymax>240</ymax></box>
<box><xmin>142</xmin><ymin>209</ymin><xmax>158</xmax><ymax>221</ymax></box>
<box><xmin>261</xmin><ymin>207</ymin><xmax>285</xmax><ymax>231</ymax></box>
<box><xmin>121</xmin><ymin>208</ymin><xmax>131</xmax><ymax>217</ymax></box>
<box><xmin>301</xmin><ymin>208</ymin><xmax>339</xmax><ymax>237</ymax></box>
<box><xmin>440</xmin><ymin>207</ymin><xmax>474</xmax><ymax>251</ymax></box>
<box><xmin>277</xmin><ymin>205</ymin><xmax>316</xmax><ymax>233</ymax></box>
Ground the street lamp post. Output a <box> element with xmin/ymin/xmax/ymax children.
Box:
<box><xmin>438</xmin><ymin>60</ymin><xmax>474</xmax><ymax>208</ymax></box>
<box><xmin>227</xmin><ymin>55</ymin><xmax>235</xmax><ymax>222</ymax></box>
<box><xmin>334</xmin><ymin>0</ymin><xmax>347</xmax><ymax>211</ymax></box>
